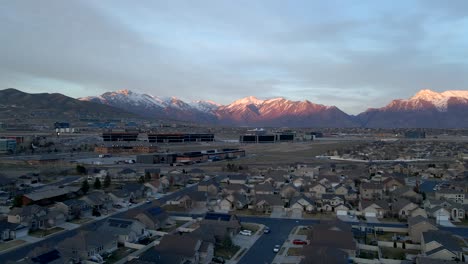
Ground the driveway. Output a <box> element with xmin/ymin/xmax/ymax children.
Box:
<box><xmin>338</xmin><ymin>215</ymin><xmax>359</xmax><ymax>223</ymax></box>
<box><xmin>366</xmin><ymin>216</ymin><xmax>380</xmax><ymax>224</ymax></box>
<box><xmin>271</xmin><ymin>208</ymin><xmax>286</xmax><ymax>218</ymax></box>
<box><xmin>290</xmin><ymin>209</ymin><xmax>303</xmax><ymax>219</ymax></box>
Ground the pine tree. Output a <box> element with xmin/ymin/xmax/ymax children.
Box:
<box><xmin>94</xmin><ymin>178</ymin><xmax>102</xmax><ymax>189</ymax></box>
<box><xmin>81</xmin><ymin>179</ymin><xmax>90</xmax><ymax>194</ymax></box>
<box><xmin>103</xmin><ymin>175</ymin><xmax>111</xmax><ymax>188</ymax></box>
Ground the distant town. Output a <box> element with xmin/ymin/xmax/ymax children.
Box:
<box><xmin>0</xmin><ymin>119</ymin><xmax>467</xmax><ymax>264</ymax></box>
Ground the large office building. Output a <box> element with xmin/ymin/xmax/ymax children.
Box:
<box><xmin>102</xmin><ymin>132</ymin><xmax>139</xmax><ymax>142</ymax></box>
<box><xmin>239</xmin><ymin>132</ymin><xmax>295</xmax><ymax>143</ymax></box>
<box><xmin>147</xmin><ymin>133</ymin><xmax>214</xmax><ymax>143</ymax></box>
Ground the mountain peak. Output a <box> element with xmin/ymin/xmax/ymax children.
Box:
<box><xmin>410</xmin><ymin>89</ymin><xmax>443</xmax><ymax>101</ymax></box>
<box><xmin>230</xmin><ymin>96</ymin><xmax>264</xmax><ymax>106</ymax></box>
<box><xmin>115</xmin><ymin>89</ymin><xmax>133</xmax><ymax>96</ymax></box>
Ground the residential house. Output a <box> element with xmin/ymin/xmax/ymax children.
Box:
<box><xmin>359</xmin><ymin>200</ymin><xmax>390</xmax><ymax>218</ymax></box>
<box><xmin>55</xmin><ymin>199</ymin><xmax>92</xmax><ymax>221</ymax></box>
<box><xmin>391</xmin><ymin>186</ymin><xmax>422</xmax><ymax>202</ymax></box>
<box><xmin>219</xmin><ymin>193</ymin><xmax>248</xmax><ymax>211</ymax></box>
<box><xmin>428</xmin><ymin>206</ymin><xmax>451</xmax><ymax>222</ymax></box>
<box><xmin>421</xmin><ymin>230</ymin><xmax>463</xmax><ymax>261</ymax></box>
<box><xmin>137</xmin><ymin>234</ymin><xmax>204</xmax><ymax>264</ymax></box>
<box><xmin>435</xmin><ymin>189</ymin><xmax>466</xmax><ymax>204</ymax></box>
<box><xmin>392</xmin><ymin>198</ymin><xmax>419</xmax><ymax>219</ymax></box>
<box><xmin>408</xmin><ymin>216</ymin><xmax>438</xmax><ymax>243</ymax></box>
<box><xmin>57</xmin><ymin>230</ymin><xmax>118</xmax><ymax>262</ymax></box>
<box><xmin>321</xmin><ymin>194</ymin><xmax>345</xmax><ymax>207</ymax></box>
<box><xmin>114</xmin><ymin>168</ymin><xmax>139</xmax><ymax>182</ymax></box>
<box><xmin>254</xmin><ymin>183</ymin><xmax>275</xmax><ymax>195</ymax></box>
<box><xmin>7</xmin><ymin>204</ymin><xmax>47</xmax><ymax>231</ymax></box>
<box><xmin>22</xmin><ymin>185</ymin><xmax>80</xmax><ymax>206</ymax></box>
<box><xmin>197</xmin><ymin>179</ymin><xmax>220</xmax><ymax>196</ymax></box>
<box><xmin>264</xmin><ymin>171</ymin><xmax>287</xmax><ymax>188</ymax></box>
<box><xmin>308</xmin><ymin>182</ymin><xmax>327</xmax><ymax>198</ymax></box>
<box><xmin>80</xmin><ymin>191</ymin><xmax>113</xmax><ymax>214</ymax></box>
<box><xmin>360</xmin><ymin>182</ymin><xmax>383</xmax><ymax>200</ymax></box>
<box><xmin>425</xmin><ymin>199</ymin><xmax>466</xmax><ymax>221</ymax></box>
<box><xmin>303</xmin><ymin>220</ymin><xmax>357</xmax><ymax>258</ymax></box>
<box><xmin>299</xmin><ymin>246</ymin><xmax>349</xmax><ymax>264</ymax></box>
<box><xmin>198</xmin><ymin>213</ymin><xmax>241</xmax><ymax>241</ymax></box>
<box><xmin>0</xmin><ymin>220</ymin><xmax>28</xmax><ymax>241</ymax></box>
<box><xmin>176</xmin><ymin>191</ymin><xmax>207</xmax><ymax>209</ymax></box>
<box><xmin>99</xmin><ymin>218</ymin><xmax>147</xmax><ymax>244</ymax></box>
<box><xmin>290</xmin><ymin>195</ymin><xmax>315</xmax><ymax>212</ymax></box>
<box><xmin>133</xmin><ymin>207</ymin><xmax>173</xmax><ymax>230</ymax></box>
<box><xmin>383</xmin><ymin>177</ymin><xmax>405</xmax><ymax>192</ymax></box>
<box><xmin>222</xmin><ymin>184</ymin><xmax>249</xmax><ymax>195</ymax></box>
<box><xmin>334</xmin><ymin>184</ymin><xmax>348</xmax><ymax>196</ymax></box>
<box><xmin>254</xmin><ymin>194</ymin><xmax>284</xmax><ymax>214</ymax></box>
<box><xmin>227</xmin><ymin>174</ymin><xmax>249</xmax><ymax>185</ymax></box>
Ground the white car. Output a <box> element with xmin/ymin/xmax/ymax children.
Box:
<box><xmin>273</xmin><ymin>245</ymin><xmax>280</xmax><ymax>253</ymax></box>
<box><xmin>239</xmin><ymin>230</ymin><xmax>252</xmax><ymax>236</ymax></box>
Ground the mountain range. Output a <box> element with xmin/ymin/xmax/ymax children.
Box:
<box><xmin>80</xmin><ymin>89</ymin><xmax>468</xmax><ymax>128</ymax></box>
<box><xmin>1</xmin><ymin>88</ymin><xmax>467</xmax><ymax>128</ymax></box>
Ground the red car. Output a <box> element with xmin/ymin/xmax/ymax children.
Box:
<box><xmin>292</xmin><ymin>239</ymin><xmax>307</xmax><ymax>245</ymax></box>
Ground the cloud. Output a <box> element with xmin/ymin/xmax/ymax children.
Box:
<box><xmin>0</xmin><ymin>0</ymin><xmax>467</xmax><ymax>114</ymax></box>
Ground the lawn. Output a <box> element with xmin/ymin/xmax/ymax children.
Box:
<box><xmin>70</xmin><ymin>217</ymin><xmax>92</xmax><ymax>225</ymax></box>
<box><xmin>162</xmin><ymin>204</ymin><xmax>187</xmax><ymax>212</ymax></box>
<box><xmin>105</xmin><ymin>247</ymin><xmax>136</xmax><ymax>264</ymax></box>
<box><xmin>286</xmin><ymin>247</ymin><xmax>303</xmax><ymax>256</ymax></box>
<box><xmin>231</xmin><ymin>209</ymin><xmax>268</xmax><ymax>216</ymax></box>
<box><xmin>380</xmin><ymin>247</ymin><xmax>419</xmax><ymax>260</ymax></box>
<box><xmin>215</xmin><ymin>245</ymin><xmax>241</xmax><ymax>259</ymax></box>
<box><xmin>29</xmin><ymin>227</ymin><xmax>65</xmax><ymax>238</ymax></box>
<box><xmin>241</xmin><ymin>223</ymin><xmax>260</xmax><ymax>233</ymax></box>
<box><xmin>0</xmin><ymin>240</ymin><xmax>26</xmax><ymax>252</ymax></box>
<box><xmin>358</xmin><ymin>249</ymin><xmax>379</xmax><ymax>259</ymax></box>
<box><xmin>456</xmin><ymin>219</ymin><xmax>468</xmax><ymax>227</ymax></box>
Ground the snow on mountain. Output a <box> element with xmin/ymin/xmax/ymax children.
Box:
<box><xmin>386</xmin><ymin>89</ymin><xmax>468</xmax><ymax>111</ymax></box>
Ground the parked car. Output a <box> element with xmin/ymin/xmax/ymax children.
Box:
<box><xmin>273</xmin><ymin>245</ymin><xmax>280</xmax><ymax>253</ymax></box>
<box><xmin>212</xmin><ymin>257</ymin><xmax>225</xmax><ymax>263</ymax></box>
<box><xmin>264</xmin><ymin>227</ymin><xmax>271</xmax><ymax>234</ymax></box>
<box><xmin>145</xmin><ymin>199</ymin><xmax>152</xmax><ymax>204</ymax></box>
<box><xmin>292</xmin><ymin>239</ymin><xmax>307</xmax><ymax>245</ymax></box>
<box><xmin>239</xmin><ymin>230</ymin><xmax>252</xmax><ymax>236</ymax></box>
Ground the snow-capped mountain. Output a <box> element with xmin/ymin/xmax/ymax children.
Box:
<box><xmin>80</xmin><ymin>90</ymin><xmax>356</xmax><ymax>127</ymax></box>
<box><xmin>80</xmin><ymin>89</ymin><xmax>468</xmax><ymax>127</ymax></box>
<box><xmin>357</xmin><ymin>89</ymin><xmax>468</xmax><ymax>128</ymax></box>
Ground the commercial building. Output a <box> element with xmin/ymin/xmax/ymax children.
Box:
<box><xmin>102</xmin><ymin>132</ymin><xmax>139</xmax><ymax>142</ymax></box>
<box><xmin>0</xmin><ymin>138</ymin><xmax>16</xmax><ymax>154</ymax></box>
<box><xmin>148</xmin><ymin>133</ymin><xmax>214</xmax><ymax>143</ymax></box>
<box><xmin>136</xmin><ymin>153</ymin><xmax>177</xmax><ymax>164</ymax></box>
<box><xmin>239</xmin><ymin>132</ymin><xmax>295</xmax><ymax>143</ymax></box>
<box><xmin>136</xmin><ymin>148</ymin><xmax>245</xmax><ymax>165</ymax></box>
<box><xmin>54</xmin><ymin>122</ymin><xmax>70</xmax><ymax>129</ymax></box>
<box><xmin>94</xmin><ymin>143</ymin><xmax>158</xmax><ymax>154</ymax></box>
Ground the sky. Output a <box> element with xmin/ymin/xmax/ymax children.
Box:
<box><xmin>1</xmin><ymin>0</ymin><xmax>468</xmax><ymax>114</ymax></box>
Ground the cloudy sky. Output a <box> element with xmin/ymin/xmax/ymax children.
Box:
<box><xmin>1</xmin><ymin>0</ymin><xmax>468</xmax><ymax>114</ymax></box>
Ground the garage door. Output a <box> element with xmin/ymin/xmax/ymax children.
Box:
<box><xmin>336</xmin><ymin>210</ymin><xmax>348</xmax><ymax>216</ymax></box>
<box><xmin>365</xmin><ymin>212</ymin><xmax>377</xmax><ymax>217</ymax></box>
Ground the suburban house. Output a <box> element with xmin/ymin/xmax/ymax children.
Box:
<box><xmin>98</xmin><ymin>218</ymin><xmax>147</xmax><ymax>244</ymax></box>
<box><xmin>290</xmin><ymin>195</ymin><xmax>315</xmax><ymax>213</ymax></box>
<box><xmin>254</xmin><ymin>194</ymin><xmax>284</xmax><ymax>213</ymax></box>
<box><xmin>80</xmin><ymin>191</ymin><xmax>113</xmax><ymax>215</ymax></box>
<box><xmin>392</xmin><ymin>198</ymin><xmax>419</xmax><ymax>219</ymax></box>
<box><xmin>222</xmin><ymin>184</ymin><xmax>249</xmax><ymax>195</ymax></box>
<box><xmin>408</xmin><ymin>216</ymin><xmax>438</xmax><ymax>243</ymax></box>
<box><xmin>195</xmin><ymin>213</ymin><xmax>241</xmax><ymax>242</ymax></box>
<box><xmin>133</xmin><ymin>207</ymin><xmax>173</xmax><ymax>230</ymax></box>
<box><xmin>0</xmin><ymin>220</ymin><xmax>28</xmax><ymax>241</ymax></box>
<box><xmin>7</xmin><ymin>205</ymin><xmax>47</xmax><ymax>231</ymax></box>
<box><xmin>308</xmin><ymin>182</ymin><xmax>327</xmax><ymax>198</ymax></box>
<box><xmin>391</xmin><ymin>186</ymin><xmax>422</xmax><ymax>202</ymax></box>
<box><xmin>197</xmin><ymin>179</ymin><xmax>220</xmax><ymax>196</ymax></box>
<box><xmin>359</xmin><ymin>200</ymin><xmax>390</xmax><ymax>218</ymax></box>
<box><xmin>55</xmin><ymin>199</ymin><xmax>92</xmax><ymax>221</ymax></box>
<box><xmin>176</xmin><ymin>191</ymin><xmax>207</xmax><ymax>209</ymax></box>
<box><xmin>254</xmin><ymin>183</ymin><xmax>275</xmax><ymax>195</ymax></box>
<box><xmin>22</xmin><ymin>185</ymin><xmax>80</xmax><ymax>206</ymax></box>
<box><xmin>435</xmin><ymin>189</ymin><xmax>466</xmax><ymax>204</ymax></box>
<box><xmin>57</xmin><ymin>230</ymin><xmax>118</xmax><ymax>262</ymax></box>
<box><xmin>383</xmin><ymin>177</ymin><xmax>405</xmax><ymax>191</ymax></box>
<box><xmin>360</xmin><ymin>182</ymin><xmax>384</xmax><ymax>200</ymax></box>
<box><xmin>334</xmin><ymin>184</ymin><xmax>349</xmax><ymax>196</ymax></box>
<box><xmin>219</xmin><ymin>193</ymin><xmax>248</xmax><ymax>211</ymax></box>
<box><xmin>227</xmin><ymin>174</ymin><xmax>249</xmax><ymax>185</ymax></box>
<box><xmin>421</xmin><ymin>230</ymin><xmax>463</xmax><ymax>261</ymax></box>
<box><xmin>304</xmin><ymin>220</ymin><xmax>357</xmax><ymax>258</ymax></box>
<box><xmin>136</xmin><ymin>234</ymin><xmax>204</xmax><ymax>264</ymax></box>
